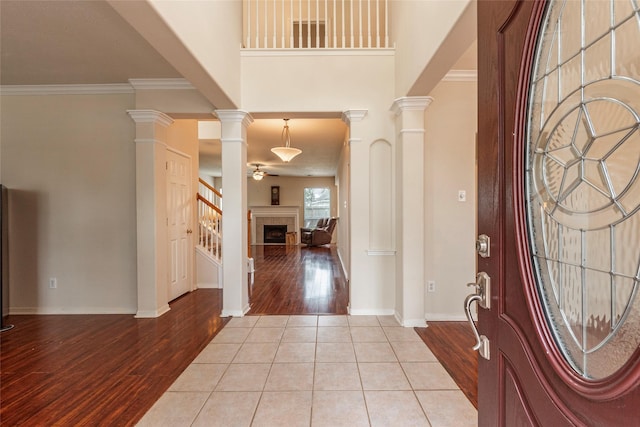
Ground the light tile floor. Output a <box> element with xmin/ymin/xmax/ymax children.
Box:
<box><xmin>137</xmin><ymin>315</ymin><xmax>477</xmax><ymax>427</ymax></box>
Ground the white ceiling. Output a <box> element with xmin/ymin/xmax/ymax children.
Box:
<box><xmin>0</xmin><ymin>0</ymin><xmax>347</xmax><ymax>178</ymax></box>
<box><xmin>200</xmin><ymin>116</ymin><xmax>347</xmax><ymax>177</ymax></box>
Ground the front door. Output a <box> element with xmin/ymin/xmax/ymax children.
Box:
<box><xmin>476</xmin><ymin>0</ymin><xmax>640</xmax><ymax>425</ymax></box>
<box><xmin>167</xmin><ymin>149</ymin><xmax>192</xmax><ymax>301</ymax></box>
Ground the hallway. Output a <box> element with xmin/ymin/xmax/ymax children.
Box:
<box><xmin>247</xmin><ymin>245</ymin><xmax>349</xmax><ymax>315</ymax></box>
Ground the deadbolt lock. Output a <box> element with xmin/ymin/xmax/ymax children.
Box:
<box><xmin>476</xmin><ymin>234</ymin><xmax>490</xmax><ymax>258</ymax></box>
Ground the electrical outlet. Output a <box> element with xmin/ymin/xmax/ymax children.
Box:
<box><xmin>49</xmin><ymin>277</ymin><xmax>57</xmax><ymax>289</ymax></box>
<box><xmin>427</xmin><ymin>280</ymin><xmax>436</xmax><ymax>292</ymax></box>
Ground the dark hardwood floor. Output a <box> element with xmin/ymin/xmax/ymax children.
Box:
<box><xmin>248</xmin><ymin>244</ymin><xmax>349</xmax><ymax>314</ymax></box>
<box><xmin>0</xmin><ymin>289</ymin><xmax>228</xmax><ymax>426</ymax></box>
<box><xmin>415</xmin><ymin>322</ymin><xmax>479</xmax><ymax>408</ymax></box>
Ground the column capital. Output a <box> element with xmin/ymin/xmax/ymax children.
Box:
<box><xmin>341</xmin><ymin>109</ymin><xmax>368</xmax><ymax>124</ymax></box>
<box><xmin>214</xmin><ymin>110</ymin><xmax>254</xmax><ymax>128</ymax></box>
<box><xmin>127</xmin><ymin>109</ymin><xmax>174</xmax><ymax>127</ymax></box>
<box><xmin>390</xmin><ymin>97</ymin><xmax>434</xmax><ymax>116</ymax></box>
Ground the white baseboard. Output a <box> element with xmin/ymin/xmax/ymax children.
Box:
<box><xmin>135</xmin><ymin>304</ymin><xmax>171</xmax><ymax>318</ymax></box>
<box><xmin>221</xmin><ymin>304</ymin><xmax>251</xmax><ymax>318</ymax></box>
<box><xmin>425</xmin><ymin>313</ymin><xmax>469</xmax><ymax>322</ymax></box>
<box><xmin>10</xmin><ymin>306</ymin><xmax>137</xmax><ymax>315</ymax></box>
<box><xmin>401</xmin><ymin>318</ymin><xmax>428</xmax><ymax>327</ymax></box>
<box><xmin>197</xmin><ymin>282</ymin><xmax>219</xmax><ymax>289</ymax></box>
<box><xmin>392</xmin><ymin>311</ymin><xmax>427</xmax><ymax>328</ymax></box>
<box><xmin>348</xmin><ymin>308</ymin><xmax>395</xmax><ymax>316</ymax></box>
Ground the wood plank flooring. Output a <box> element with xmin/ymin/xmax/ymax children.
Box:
<box><xmin>247</xmin><ymin>245</ymin><xmax>349</xmax><ymax>314</ymax></box>
<box><xmin>415</xmin><ymin>322</ymin><xmax>479</xmax><ymax>408</ymax></box>
<box><xmin>0</xmin><ymin>289</ymin><xmax>228</xmax><ymax>426</ymax></box>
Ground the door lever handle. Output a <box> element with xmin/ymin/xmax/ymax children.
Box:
<box><xmin>463</xmin><ymin>272</ymin><xmax>491</xmax><ymax>360</ymax></box>
<box><xmin>464</xmin><ymin>293</ymin><xmax>483</xmax><ymax>351</ymax></box>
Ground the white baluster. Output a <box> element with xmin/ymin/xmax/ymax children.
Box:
<box><xmin>316</xmin><ymin>0</ymin><xmax>320</xmax><ymax>48</ymax></box>
<box><xmin>307</xmin><ymin>0</ymin><xmax>311</xmax><ymax>48</ymax></box>
<box><xmin>198</xmin><ymin>202</ymin><xmax>202</xmax><ymax>247</ymax></box>
<box><xmin>333</xmin><ymin>0</ymin><xmax>337</xmax><ymax>48</ymax></box>
<box><xmin>247</xmin><ymin>0</ymin><xmax>251</xmax><ymax>48</ymax></box>
<box><xmin>299</xmin><ymin>0</ymin><xmax>302</xmax><ymax>47</ymax></box>
<box><xmin>324</xmin><ymin>0</ymin><xmax>328</xmax><ymax>48</ymax></box>
<box><xmin>375</xmin><ymin>0</ymin><xmax>380</xmax><ymax>47</ymax></box>
<box><xmin>264</xmin><ymin>0</ymin><xmax>268</xmax><ymax>47</ymax></box>
<box><xmin>255</xmin><ymin>0</ymin><xmax>260</xmax><ymax>47</ymax></box>
<box><xmin>281</xmin><ymin>0</ymin><xmax>285</xmax><ymax>48</ymax></box>
<box><xmin>367</xmin><ymin>0</ymin><xmax>371</xmax><ymax>48</ymax></box>
<box><xmin>273</xmin><ymin>0</ymin><xmax>277</xmax><ymax>48</ymax></box>
<box><xmin>358</xmin><ymin>0</ymin><xmax>362</xmax><ymax>48</ymax></box>
<box><xmin>341</xmin><ymin>0</ymin><xmax>345</xmax><ymax>48</ymax></box>
<box><xmin>290</xmin><ymin>0</ymin><xmax>294</xmax><ymax>47</ymax></box>
<box><xmin>350</xmin><ymin>0</ymin><xmax>353</xmax><ymax>47</ymax></box>
<box><xmin>384</xmin><ymin>0</ymin><xmax>388</xmax><ymax>48</ymax></box>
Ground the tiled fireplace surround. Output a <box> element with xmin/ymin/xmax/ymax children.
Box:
<box><xmin>250</xmin><ymin>206</ymin><xmax>300</xmax><ymax>245</ymax></box>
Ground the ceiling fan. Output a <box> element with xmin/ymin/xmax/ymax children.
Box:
<box><xmin>249</xmin><ymin>163</ymin><xmax>277</xmax><ymax>181</ymax></box>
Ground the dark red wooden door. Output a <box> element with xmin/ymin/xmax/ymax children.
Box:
<box><xmin>476</xmin><ymin>0</ymin><xmax>640</xmax><ymax>425</ymax></box>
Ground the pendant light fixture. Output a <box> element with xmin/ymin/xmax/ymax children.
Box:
<box><xmin>271</xmin><ymin>118</ymin><xmax>302</xmax><ymax>162</ymax></box>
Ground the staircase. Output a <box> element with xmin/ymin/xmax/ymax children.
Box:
<box><xmin>196</xmin><ymin>179</ymin><xmax>223</xmax><ymax>288</ymax></box>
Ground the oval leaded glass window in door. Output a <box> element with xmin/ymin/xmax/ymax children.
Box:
<box><xmin>526</xmin><ymin>0</ymin><xmax>640</xmax><ymax>380</ymax></box>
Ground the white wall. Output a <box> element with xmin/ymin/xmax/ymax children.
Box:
<box><xmin>424</xmin><ymin>78</ymin><xmax>477</xmax><ymax>320</ymax></box>
<box><xmin>241</xmin><ymin>52</ymin><xmax>394</xmax><ymax>112</ymax></box>
<box><xmin>1</xmin><ymin>93</ymin><xmax>138</xmax><ymax>314</ymax></box>
<box><xmin>248</xmin><ymin>175</ymin><xmax>338</xmax><ymax>224</ymax></box>
<box><xmin>392</xmin><ymin>0</ymin><xmax>472</xmax><ymax>97</ymax></box>
<box><xmin>149</xmin><ymin>0</ymin><xmax>243</xmax><ymax>107</ymax></box>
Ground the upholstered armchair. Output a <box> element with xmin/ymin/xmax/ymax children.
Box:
<box><xmin>300</xmin><ymin>217</ymin><xmax>337</xmax><ymax>247</ymax></box>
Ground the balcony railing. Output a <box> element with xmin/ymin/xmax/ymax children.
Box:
<box><xmin>243</xmin><ymin>0</ymin><xmax>390</xmax><ymax>49</ymax></box>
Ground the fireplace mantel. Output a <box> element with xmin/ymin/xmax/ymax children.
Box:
<box><xmin>249</xmin><ymin>206</ymin><xmax>300</xmax><ymax>245</ymax></box>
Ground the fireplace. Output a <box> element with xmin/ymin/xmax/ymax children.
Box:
<box><xmin>264</xmin><ymin>225</ymin><xmax>287</xmax><ymax>244</ymax></box>
<box><xmin>250</xmin><ymin>206</ymin><xmax>299</xmax><ymax>245</ymax></box>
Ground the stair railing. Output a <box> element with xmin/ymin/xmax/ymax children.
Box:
<box><xmin>198</xmin><ymin>179</ymin><xmax>222</xmax><ymax>210</ymax></box>
<box><xmin>197</xmin><ymin>179</ymin><xmax>223</xmax><ymax>263</ymax></box>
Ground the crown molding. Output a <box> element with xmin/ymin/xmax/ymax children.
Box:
<box><xmin>214</xmin><ymin>110</ymin><xmax>254</xmax><ymax>128</ymax></box>
<box><xmin>342</xmin><ymin>109</ymin><xmax>368</xmax><ymax>124</ymax></box>
<box><xmin>0</xmin><ymin>84</ymin><xmax>134</xmax><ymax>96</ymax></box>
<box><xmin>128</xmin><ymin>78</ymin><xmax>194</xmax><ymax>90</ymax></box>
<box><xmin>442</xmin><ymin>69</ymin><xmax>477</xmax><ymax>82</ymax></box>
<box><xmin>0</xmin><ymin>78</ymin><xmax>194</xmax><ymax>96</ymax></box>
<box><xmin>390</xmin><ymin>96</ymin><xmax>434</xmax><ymax>115</ymax></box>
<box><xmin>127</xmin><ymin>110</ymin><xmax>174</xmax><ymax>127</ymax></box>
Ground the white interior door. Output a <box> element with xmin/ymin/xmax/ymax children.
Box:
<box><xmin>167</xmin><ymin>149</ymin><xmax>191</xmax><ymax>301</ymax></box>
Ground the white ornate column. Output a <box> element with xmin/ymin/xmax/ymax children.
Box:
<box><xmin>390</xmin><ymin>97</ymin><xmax>433</xmax><ymax>327</ymax></box>
<box><xmin>215</xmin><ymin>110</ymin><xmax>253</xmax><ymax>317</ymax></box>
<box><xmin>127</xmin><ymin>109</ymin><xmax>174</xmax><ymax>318</ymax></box>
